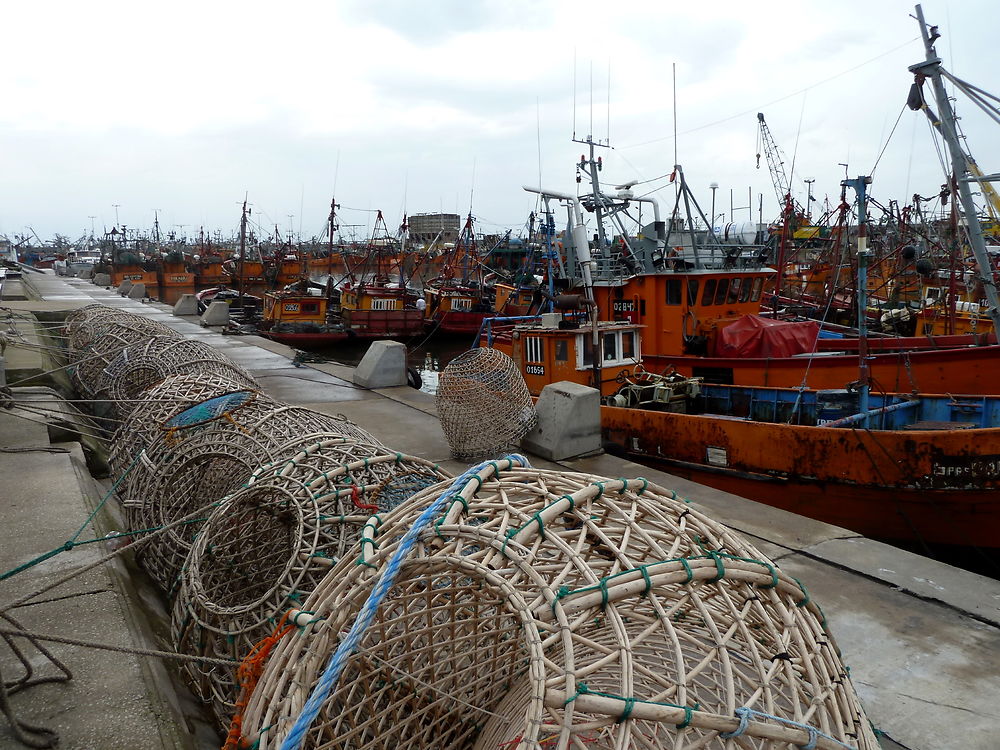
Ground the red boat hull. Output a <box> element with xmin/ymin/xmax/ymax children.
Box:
<box><xmin>258</xmin><ymin>331</ymin><xmax>351</xmax><ymax>347</ymax></box>
<box><xmin>427</xmin><ymin>310</ymin><xmax>490</xmax><ymax>334</ymax></box>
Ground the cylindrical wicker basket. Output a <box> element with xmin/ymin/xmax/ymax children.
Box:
<box><xmin>172</xmin><ymin>441</ymin><xmax>452</xmax><ymax>726</ymax></box>
<box><xmin>436</xmin><ymin>348</ymin><xmax>537</xmax><ymax>460</ymax></box>
<box><xmin>239</xmin><ymin>465</ymin><xmax>878</xmax><ymax>750</ymax></box>
<box><xmin>101</xmin><ymin>336</ymin><xmax>257</xmax><ymax>418</ymax></box>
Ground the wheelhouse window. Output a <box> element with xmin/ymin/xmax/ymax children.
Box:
<box><xmin>665</xmin><ymin>278</ymin><xmax>683</xmax><ymax>305</ymax></box>
<box><xmin>727</xmin><ymin>277</ymin><xmax>742</xmax><ymax>304</ymax></box>
<box><xmin>701</xmin><ymin>279</ymin><xmax>717</xmax><ymax>306</ymax></box>
<box><xmin>687</xmin><ymin>279</ymin><xmax>699</xmax><ymax>305</ymax></box>
<box><xmin>302</xmin><ymin>302</ymin><xmax>320</xmax><ymax>314</ymax></box>
<box><xmin>603</xmin><ymin>333</ymin><xmax>617</xmax><ymax>361</ymax></box>
<box><xmin>554</xmin><ymin>340</ymin><xmax>568</xmax><ymax>362</ymax></box>
<box><xmin>451</xmin><ymin>297</ymin><xmax>473</xmax><ymax>311</ymax></box>
<box><xmin>714</xmin><ymin>278</ymin><xmax>730</xmax><ymax>305</ymax></box>
<box><xmin>578</xmin><ymin>330</ymin><xmax>640</xmax><ymax>368</ymax></box>
<box><xmin>525</xmin><ymin>336</ymin><xmax>544</xmax><ymax>363</ymax></box>
<box><xmin>750</xmin><ymin>277</ymin><xmax>764</xmax><ymax>301</ymax></box>
<box><xmin>739</xmin><ymin>277</ymin><xmax>753</xmax><ymax>302</ymax></box>
<box><xmin>621</xmin><ymin>331</ymin><xmax>636</xmax><ymax>359</ymax></box>
<box><xmin>371</xmin><ymin>298</ymin><xmax>396</xmax><ymax>311</ymax></box>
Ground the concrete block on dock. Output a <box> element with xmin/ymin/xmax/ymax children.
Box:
<box><xmin>353</xmin><ymin>340</ymin><xmax>407</xmax><ymax>388</ymax></box>
<box><xmin>118</xmin><ymin>279</ymin><xmax>134</xmax><ymax>296</ymax></box>
<box><xmin>78</xmin><ymin>267</ymin><xmax>94</xmax><ymax>280</ymax></box>
<box><xmin>0</xmin><ymin>355</ymin><xmax>6</xmax><ymax>388</ymax></box>
<box><xmin>521</xmin><ymin>381</ymin><xmax>602</xmax><ymax>461</ymax></box>
<box><xmin>93</xmin><ymin>272</ymin><xmax>111</xmax><ymax>286</ymax></box>
<box><xmin>200</xmin><ymin>300</ymin><xmax>230</xmax><ymax>326</ymax></box>
<box><xmin>127</xmin><ymin>282</ymin><xmax>146</xmax><ymax>299</ymax></box>
<box><xmin>173</xmin><ymin>293</ymin><xmax>199</xmax><ymax>316</ymax></box>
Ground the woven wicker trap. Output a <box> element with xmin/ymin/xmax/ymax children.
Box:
<box><xmin>436</xmin><ymin>348</ymin><xmax>537</xmax><ymax>459</ymax></box>
<box><xmin>101</xmin><ymin>336</ymin><xmax>257</xmax><ymax>418</ymax></box>
<box><xmin>172</xmin><ymin>440</ymin><xmax>452</xmax><ymax>724</ymax></box>
<box><xmin>240</xmin><ymin>465</ymin><xmax>878</xmax><ymax>750</ymax></box>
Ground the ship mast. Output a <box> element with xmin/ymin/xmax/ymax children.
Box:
<box><xmin>238</xmin><ymin>200</ymin><xmax>248</xmax><ymax>299</ymax></box>
<box><xmin>910</xmin><ymin>4</ymin><xmax>1000</xmax><ymax>333</ymax></box>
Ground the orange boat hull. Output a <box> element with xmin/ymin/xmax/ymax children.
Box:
<box><xmin>646</xmin><ymin>344</ymin><xmax>1000</xmax><ymax>395</ymax></box>
<box><xmin>602</xmin><ymin>406</ymin><xmax>1000</xmax><ymax>548</ymax></box>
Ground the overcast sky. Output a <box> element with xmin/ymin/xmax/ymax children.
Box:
<box><xmin>1</xmin><ymin>0</ymin><xmax>996</xmax><ymax>244</ymax></box>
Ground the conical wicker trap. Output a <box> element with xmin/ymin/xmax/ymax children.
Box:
<box><xmin>436</xmin><ymin>348</ymin><xmax>537</xmax><ymax>459</ymax></box>
<box><xmin>239</xmin><ymin>464</ymin><xmax>878</xmax><ymax>750</ymax></box>
<box><xmin>101</xmin><ymin>336</ymin><xmax>257</xmax><ymax>418</ymax></box>
<box><xmin>171</xmin><ymin>440</ymin><xmax>452</xmax><ymax>725</ymax></box>
<box><xmin>117</xmin><ymin>396</ymin><xmax>380</xmax><ymax>594</ymax></box>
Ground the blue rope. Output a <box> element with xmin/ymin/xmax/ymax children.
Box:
<box><xmin>278</xmin><ymin>454</ymin><xmax>529</xmax><ymax>750</ymax></box>
<box><xmin>720</xmin><ymin>706</ymin><xmax>856</xmax><ymax>749</ymax></box>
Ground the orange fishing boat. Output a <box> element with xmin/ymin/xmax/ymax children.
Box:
<box><xmin>422</xmin><ymin>214</ymin><xmax>496</xmax><ymax>334</ymax></box>
<box><xmin>258</xmin><ymin>279</ymin><xmax>351</xmax><ymax>347</ymax></box>
<box><xmin>486</xmin><ymin>311</ymin><xmax>1000</xmax><ymax>549</ymax></box>
<box><xmin>337</xmin><ymin>211</ymin><xmax>424</xmax><ymax>339</ymax></box>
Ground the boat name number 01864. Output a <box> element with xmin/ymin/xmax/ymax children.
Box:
<box><xmin>930</xmin><ymin>454</ymin><xmax>1000</xmax><ymax>483</ymax></box>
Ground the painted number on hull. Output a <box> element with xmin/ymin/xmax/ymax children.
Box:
<box><xmin>931</xmin><ymin>455</ymin><xmax>1000</xmax><ymax>482</ymax></box>
<box><xmin>612</xmin><ymin>301</ymin><xmax>635</xmax><ymax>312</ymax></box>
<box><xmin>283</xmin><ymin>303</ymin><xmax>300</xmax><ymax>312</ymax></box>
<box><xmin>525</xmin><ymin>365</ymin><xmax>545</xmax><ymax>376</ymax></box>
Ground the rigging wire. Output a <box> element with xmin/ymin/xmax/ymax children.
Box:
<box><xmin>619</xmin><ymin>36</ymin><xmax>920</xmax><ymax>150</ymax></box>
<box><xmin>869</xmin><ymin>103</ymin><xmax>908</xmax><ymax>176</ymax></box>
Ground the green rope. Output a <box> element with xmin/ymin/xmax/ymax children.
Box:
<box><xmin>0</xmin><ymin>451</ymin><xmax>144</xmax><ymax>582</ymax></box>
<box><xmin>793</xmin><ymin>577</ymin><xmax>811</xmax><ymax>608</ymax></box>
<box><xmin>562</xmin><ymin>682</ymin><xmax>697</xmax><ymax>727</ymax></box>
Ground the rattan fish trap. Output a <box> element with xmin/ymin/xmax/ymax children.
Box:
<box><xmin>63</xmin><ymin>304</ymin><xmax>127</xmax><ymax>348</ymax></box>
<box><xmin>172</xmin><ymin>440</ymin><xmax>452</xmax><ymax>725</ymax></box>
<box><xmin>108</xmin><ymin>372</ymin><xmax>262</xmax><ymax>480</ymax></box>
<box><xmin>436</xmin><ymin>348</ymin><xmax>537</xmax><ymax>459</ymax></box>
<box><xmin>101</xmin><ymin>336</ymin><xmax>257</xmax><ymax>418</ymax></box>
<box><xmin>69</xmin><ymin>318</ymin><xmax>181</xmax><ymax>400</ymax></box>
<box><xmin>116</xmin><ymin>396</ymin><xmax>380</xmax><ymax>590</ymax></box>
<box><xmin>239</xmin><ymin>463</ymin><xmax>878</xmax><ymax>750</ymax></box>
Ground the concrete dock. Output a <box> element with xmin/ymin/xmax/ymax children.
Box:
<box><xmin>1</xmin><ymin>271</ymin><xmax>998</xmax><ymax>749</ymax></box>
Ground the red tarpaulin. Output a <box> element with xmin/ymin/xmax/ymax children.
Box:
<box><xmin>713</xmin><ymin>315</ymin><xmax>819</xmax><ymax>359</ymax></box>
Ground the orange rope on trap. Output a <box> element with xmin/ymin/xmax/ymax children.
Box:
<box><xmin>223</xmin><ymin>611</ymin><xmax>295</xmax><ymax>750</ymax></box>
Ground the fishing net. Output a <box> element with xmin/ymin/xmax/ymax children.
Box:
<box><xmin>239</xmin><ymin>464</ymin><xmax>878</xmax><ymax>750</ymax></box>
<box><xmin>101</xmin><ymin>337</ymin><xmax>257</xmax><ymax>418</ymax></box>
<box><xmin>171</xmin><ymin>441</ymin><xmax>451</xmax><ymax>726</ymax></box>
<box><xmin>436</xmin><ymin>348</ymin><xmax>537</xmax><ymax>459</ymax></box>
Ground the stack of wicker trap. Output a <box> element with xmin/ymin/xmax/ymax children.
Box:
<box><xmin>60</xmin><ymin>305</ymin><xmax>877</xmax><ymax>749</ymax></box>
<box><xmin>238</xmin><ymin>463</ymin><xmax>878</xmax><ymax>750</ymax></box>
